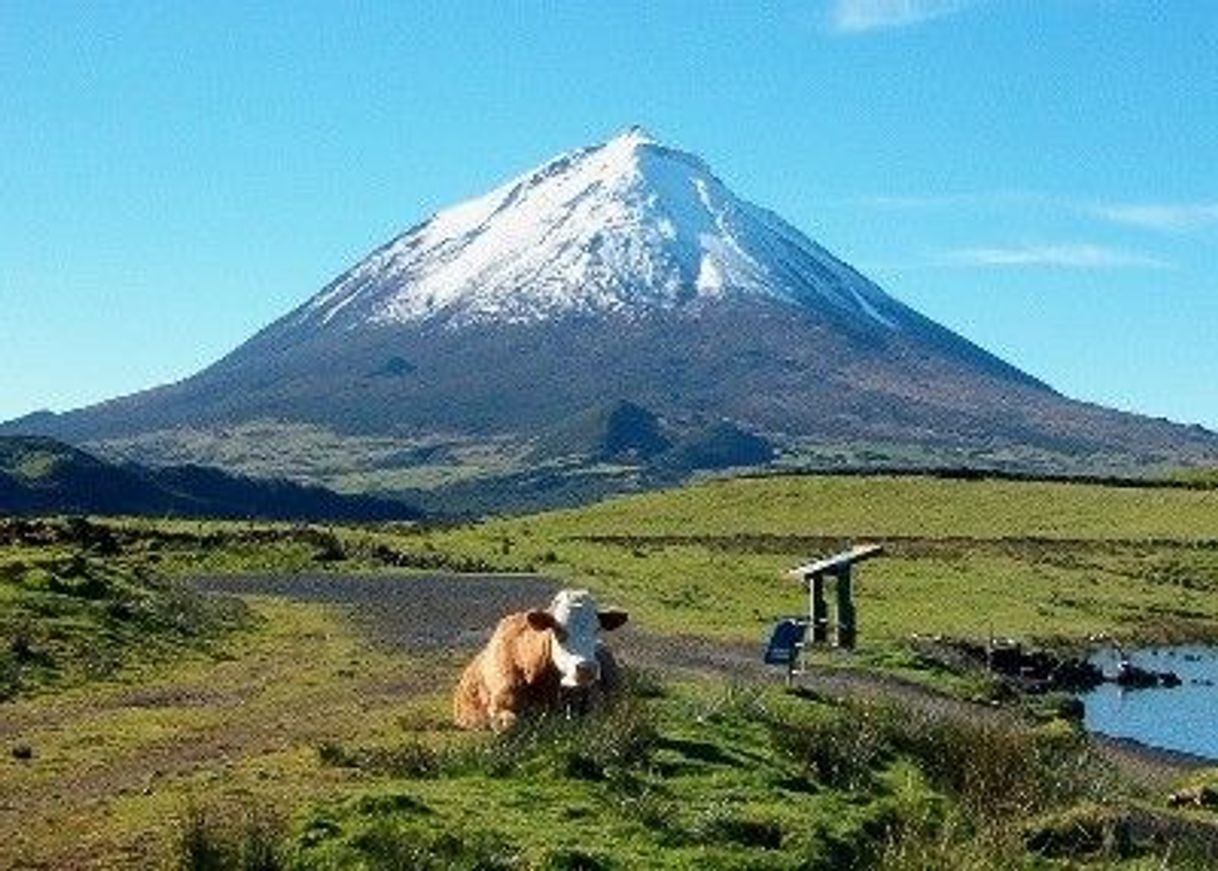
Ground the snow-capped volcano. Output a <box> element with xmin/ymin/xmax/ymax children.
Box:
<box><xmin>297</xmin><ymin>127</ymin><xmax>900</xmax><ymax>330</ymax></box>
<box><xmin>8</xmin><ymin>129</ymin><xmax>1218</xmax><ymax>484</ymax></box>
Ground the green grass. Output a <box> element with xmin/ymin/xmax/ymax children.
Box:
<box><xmin>526</xmin><ymin>474</ymin><xmax>1218</xmax><ymax>541</ymax></box>
<box><xmin>8</xmin><ymin>472</ymin><xmax>1218</xmax><ymax>868</ymax></box>
<box><xmin>0</xmin><ymin>592</ymin><xmax>454</xmax><ymax>869</ymax></box>
<box><xmin>0</xmin><ymin>546</ymin><xmax>247</xmax><ymax>700</ymax></box>
<box><xmin>390</xmin><ymin>474</ymin><xmax>1218</xmax><ymax>650</ymax></box>
<box><xmin>176</xmin><ymin>678</ymin><xmax>1218</xmax><ymax>869</ymax></box>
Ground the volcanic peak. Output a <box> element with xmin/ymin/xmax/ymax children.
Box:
<box><xmin>295</xmin><ymin>128</ymin><xmax>906</xmax><ymax>331</ymax></box>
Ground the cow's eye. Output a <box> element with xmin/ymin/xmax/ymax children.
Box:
<box><xmin>552</xmin><ymin>626</ymin><xmax>568</xmax><ymax>643</ymax></box>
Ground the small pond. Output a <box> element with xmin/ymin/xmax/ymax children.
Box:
<box><xmin>1081</xmin><ymin>646</ymin><xmax>1218</xmax><ymax>760</ymax></box>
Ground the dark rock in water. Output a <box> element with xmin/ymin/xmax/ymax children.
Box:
<box><xmin>1113</xmin><ymin>662</ymin><xmax>1180</xmax><ymax>689</ymax></box>
<box><xmin>909</xmin><ymin>636</ymin><xmax>1103</xmax><ymax>693</ymax></box>
<box><xmin>1055</xmin><ymin>696</ymin><xmax>1086</xmax><ymax>721</ymax></box>
<box><xmin>1114</xmin><ymin>663</ymin><xmax>1155</xmax><ymax>688</ymax></box>
<box><xmin>1051</xmin><ymin>657</ymin><xmax>1106</xmax><ymax>692</ymax></box>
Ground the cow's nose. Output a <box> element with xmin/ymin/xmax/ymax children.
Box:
<box><xmin>573</xmin><ymin>660</ymin><xmax>599</xmax><ymax>686</ymax></box>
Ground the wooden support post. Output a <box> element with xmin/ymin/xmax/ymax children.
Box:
<box><xmin>811</xmin><ymin>574</ymin><xmax>828</xmax><ymax>644</ymax></box>
<box><xmin>836</xmin><ymin>567</ymin><xmax>856</xmax><ymax>649</ymax></box>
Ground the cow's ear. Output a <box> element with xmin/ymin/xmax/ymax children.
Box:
<box><xmin>526</xmin><ymin>610</ymin><xmax>559</xmax><ymax>632</ymax></box>
<box><xmin>598</xmin><ymin>608</ymin><xmax>629</xmax><ymax>631</ymax></box>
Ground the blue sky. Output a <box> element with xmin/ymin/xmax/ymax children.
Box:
<box><xmin>3</xmin><ymin>1</ymin><xmax>1216</xmax><ymax>429</ymax></box>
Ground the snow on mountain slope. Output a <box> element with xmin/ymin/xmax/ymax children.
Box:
<box><xmin>7</xmin><ymin>127</ymin><xmax>1218</xmax><ymax>479</ymax></box>
<box><xmin>296</xmin><ymin>127</ymin><xmax>904</xmax><ymax>330</ymax></box>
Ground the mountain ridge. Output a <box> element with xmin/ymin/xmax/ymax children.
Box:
<box><xmin>0</xmin><ymin>435</ymin><xmax>419</xmax><ymax>520</ymax></box>
<box><xmin>4</xmin><ymin>129</ymin><xmax>1217</xmax><ymax>496</ymax></box>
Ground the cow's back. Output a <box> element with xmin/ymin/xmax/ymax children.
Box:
<box><xmin>453</xmin><ymin>651</ymin><xmax>490</xmax><ymax>729</ymax></box>
<box><xmin>454</xmin><ymin>611</ymin><xmax>561</xmax><ymax>729</ymax></box>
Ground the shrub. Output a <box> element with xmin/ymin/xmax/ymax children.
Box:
<box><xmin>11</xmin><ymin>743</ymin><xmax>33</xmax><ymax>761</ymax></box>
<box><xmin>766</xmin><ymin>694</ymin><xmax>1109</xmax><ymax>820</ymax></box>
<box><xmin>310</xmin><ymin>532</ymin><xmax>346</xmax><ymax>562</ymax></box>
<box><xmin>766</xmin><ymin>700</ymin><xmax>896</xmax><ymax>791</ymax></box>
<box><xmin>317</xmin><ymin>739</ymin><xmax>447</xmax><ymax>779</ymax></box>
<box><xmin>178</xmin><ymin>805</ymin><xmax>226</xmax><ymax>871</ymax></box>
<box><xmin>8</xmin><ymin>626</ymin><xmax>35</xmax><ymax>662</ymax></box>
<box><xmin>538</xmin><ymin>847</ymin><xmax>613</xmax><ymax>870</ymax></box>
<box><xmin>890</xmin><ymin>715</ymin><xmax>1106</xmax><ymax>821</ymax></box>
<box><xmin>175</xmin><ymin>801</ymin><xmax>287</xmax><ymax>871</ymax></box>
<box><xmin>318</xmin><ymin>679</ymin><xmax>660</xmax><ymax>786</ymax></box>
<box><xmin>621</xmin><ymin>666</ymin><xmax>666</xmax><ymax>699</ymax></box>
<box><xmin>689</xmin><ymin>681</ymin><xmax>770</xmax><ymax>726</ymax></box>
<box><xmin>353</xmin><ymin>793</ymin><xmax>431</xmax><ymax>816</ymax></box>
<box><xmin>1023</xmin><ymin>802</ymin><xmax>1134</xmax><ymax>860</ymax></box>
<box><xmin>47</xmin><ymin>566</ymin><xmax>112</xmax><ymax>599</ymax></box>
<box><xmin>0</xmin><ymin>653</ymin><xmax>20</xmax><ymax>701</ymax></box>
<box><xmin>461</xmin><ymin>692</ymin><xmax>659</xmax><ymax>782</ymax></box>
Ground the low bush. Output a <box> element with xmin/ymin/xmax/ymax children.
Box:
<box><xmin>891</xmin><ymin>715</ymin><xmax>1107</xmax><ymax>821</ymax></box>
<box><xmin>1022</xmin><ymin>802</ymin><xmax>1133</xmax><ymax>860</ymax></box>
<box><xmin>176</xmin><ymin>801</ymin><xmax>287</xmax><ymax>871</ymax></box>
<box><xmin>688</xmin><ymin>801</ymin><xmax>784</xmax><ymax>849</ymax></box>
<box><xmin>341</xmin><ymin>820</ymin><xmax>518</xmax><ymax>870</ymax></box>
<box><xmin>766</xmin><ymin>699</ymin><xmax>896</xmax><ymax>791</ymax></box>
<box><xmin>317</xmin><ymin>739</ymin><xmax>447</xmax><ymax>779</ymax></box>
<box><xmin>766</xmin><ymin>694</ymin><xmax>1108</xmax><ymax>821</ymax></box>
<box><xmin>537</xmin><ymin>847</ymin><xmax>613</xmax><ymax>870</ymax></box>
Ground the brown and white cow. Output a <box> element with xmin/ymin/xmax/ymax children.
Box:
<box><xmin>453</xmin><ymin>589</ymin><xmax>629</xmax><ymax>731</ymax></box>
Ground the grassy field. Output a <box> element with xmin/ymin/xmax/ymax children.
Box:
<box><xmin>398</xmin><ymin>474</ymin><xmax>1218</xmax><ymax>649</ymax></box>
<box><xmin>5</xmin><ymin>473</ymin><xmax>1218</xmax><ymax>868</ymax></box>
<box><xmin>2</xmin><ymin>594</ymin><xmax>456</xmax><ymax>868</ymax></box>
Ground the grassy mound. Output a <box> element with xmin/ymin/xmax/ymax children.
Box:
<box><xmin>0</xmin><ymin>528</ymin><xmax>248</xmax><ymax>699</ymax></box>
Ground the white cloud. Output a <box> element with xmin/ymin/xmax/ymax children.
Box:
<box><xmin>854</xmin><ymin>191</ymin><xmax>1218</xmax><ymax>233</ymax></box>
<box><xmin>854</xmin><ymin>191</ymin><xmax>1043</xmax><ymax>210</ymax></box>
<box><xmin>1091</xmin><ymin>202</ymin><xmax>1218</xmax><ymax>231</ymax></box>
<box><xmin>942</xmin><ymin>244</ymin><xmax>1170</xmax><ymax>270</ymax></box>
<box><xmin>829</xmin><ymin>0</ymin><xmax>973</xmax><ymax>33</ymax></box>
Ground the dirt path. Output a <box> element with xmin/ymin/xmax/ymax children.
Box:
<box><xmin>191</xmin><ymin>572</ymin><xmax>561</xmax><ymax>653</ymax></box>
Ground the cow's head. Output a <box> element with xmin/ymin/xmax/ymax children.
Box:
<box><xmin>527</xmin><ymin>588</ymin><xmax>628</xmax><ymax>687</ymax></box>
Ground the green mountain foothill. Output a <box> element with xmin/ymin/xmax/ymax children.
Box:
<box><xmin>0</xmin><ymin>435</ymin><xmax>419</xmax><ymax>521</ymax></box>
